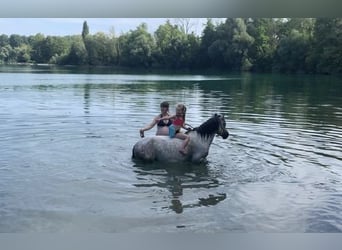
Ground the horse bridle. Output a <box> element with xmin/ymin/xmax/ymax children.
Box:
<box><xmin>216</xmin><ymin>115</ymin><xmax>228</xmax><ymax>137</ymax></box>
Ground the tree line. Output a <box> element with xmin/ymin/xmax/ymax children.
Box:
<box><xmin>0</xmin><ymin>18</ymin><xmax>341</xmax><ymax>74</ymax></box>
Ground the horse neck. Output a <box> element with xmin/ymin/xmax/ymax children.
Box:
<box><xmin>195</xmin><ymin>117</ymin><xmax>219</xmax><ymax>143</ymax></box>
<box><xmin>190</xmin><ymin>131</ymin><xmax>216</xmax><ymax>151</ymax></box>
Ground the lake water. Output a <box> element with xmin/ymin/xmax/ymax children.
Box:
<box><xmin>0</xmin><ymin>65</ymin><xmax>341</xmax><ymax>232</ymax></box>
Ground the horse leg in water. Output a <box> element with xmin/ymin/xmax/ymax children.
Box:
<box><xmin>191</xmin><ymin>151</ymin><xmax>208</xmax><ymax>163</ymax></box>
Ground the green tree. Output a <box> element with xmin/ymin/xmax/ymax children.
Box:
<box><xmin>119</xmin><ymin>23</ymin><xmax>155</xmax><ymax>68</ymax></box>
<box><xmin>2</xmin><ymin>45</ymin><xmax>17</xmax><ymax>63</ymax></box>
<box><xmin>274</xmin><ymin>29</ymin><xmax>311</xmax><ymax>73</ymax></box>
<box><xmin>82</xmin><ymin>21</ymin><xmax>89</xmax><ymax>41</ymax></box>
<box><xmin>63</xmin><ymin>36</ymin><xmax>87</xmax><ymax>65</ymax></box>
<box><xmin>278</xmin><ymin>18</ymin><xmax>314</xmax><ymax>39</ymax></box>
<box><xmin>2</xmin><ymin>18</ymin><xmax>341</xmax><ymax>74</ymax></box>
<box><xmin>83</xmin><ymin>35</ymin><xmax>99</xmax><ymax>65</ymax></box>
<box><xmin>183</xmin><ymin>33</ymin><xmax>201</xmax><ymax>69</ymax></box>
<box><xmin>230</xmin><ymin>18</ymin><xmax>254</xmax><ymax>71</ymax></box>
<box><xmin>246</xmin><ymin>18</ymin><xmax>279</xmax><ymax>72</ymax></box>
<box><xmin>83</xmin><ymin>32</ymin><xmax>114</xmax><ymax>65</ymax></box>
<box><xmin>198</xmin><ymin>18</ymin><xmax>219</xmax><ymax>68</ymax></box>
<box><xmin>81</xmin><ymin>20</ymin><xmax>90</xmax><ymax>63</ymax></box>
<box><xmin>154</xmin><ymin>20</ymin><xmax>188</xmax><ymax>69</ymax></box>
<box><xmin>9</xmin><ymin>34</ymin><xmax>25</xmax><ymax>48</ymax></box>
<box><xmin>0</xmin><ymin>45</ymin><xmax>11</xmax><ymax>63</ymax></box>
<box><xmin>28</xmin><ymin>33</ymin><xmax>46</xmax><ymax>63</ymax></box>
<box><xmin>307</xmin><ymin>18</ymin><xmax>342</xmax><ymax>74</ymax></box>
<box><xmin>40</xmin><ymin>36</ymin><xmax>69</xmax><ymax>63</ymax></box>
<box><xmin>0</xmin><ymin>34</ymin><xmax>9</xmax><ymax>47</ymax></box>
<box><xmin>207</xmin><ymin>18</ymin><xmax>254</xmax><ymax>71</ymax></box>
<box><xmin>107</xmin><ymin>28</ymin><xmax>119</xmax><ymax>65</ymax></box>
<box><xmin>16</xmin><ymin>44</ymin><xmax>31</xmax><ymax>62</ymax></box>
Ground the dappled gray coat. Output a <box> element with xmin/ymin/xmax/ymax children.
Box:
<box><xmin>132</xmin><ymin>114</ymin><xmax>229</xmax><ymax>163</ymax></box>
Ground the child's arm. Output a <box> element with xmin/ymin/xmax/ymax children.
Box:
<box><xmin>139</xmin><ymin>115</ymin><xmax>159</xmax><ymax>137</ymax></box>
<box><xmin>182</xmin><ymin>123</ymin><xmax>193</xmax><ymax>131</ymax></box>
<box><xmin>157</xmin><ymin>114</ymin><xmax>175</xmax><ymax>121</ymax></box>
<box><xmin>181</xmin><ymin>123</ymin><xmax>188</xmax><ymax>130</ymax></box>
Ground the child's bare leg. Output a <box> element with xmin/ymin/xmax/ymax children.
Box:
<box><xmin>176</xmin><ymin>133</ymin><xmax>190</xmax><ymax>155</ymax></box>
<box><xmin>181</xmin><ymin>136</ymin><xmax>189</xmax><ymax>150</ymax></box>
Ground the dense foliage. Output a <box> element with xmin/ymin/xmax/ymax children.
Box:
<box><xmin>1</xmin><ymin>18</ymin><xmax>341</xmax><ymax>74</ymax></box>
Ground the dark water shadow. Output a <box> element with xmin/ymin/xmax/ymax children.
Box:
<box><xmin>132</xmin><ymin>161</ymin><xmax>226</xmax><ymax>214</ymax></box>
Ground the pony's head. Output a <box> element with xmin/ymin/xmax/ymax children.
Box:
<box><xmin>195</xmin><ymin>114</ymin><xmax>229</xmax><ymax>139</ymax></box>
<box><xmin>214</xmin><ymin>114</ymin><xmax>229</xmax><ymax>139</ymax></box>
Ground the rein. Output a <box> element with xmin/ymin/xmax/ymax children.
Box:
<box><xmin>184</xmin><ymin>123</ymin><xmax>195</xmax><ymax>133</ymax></box>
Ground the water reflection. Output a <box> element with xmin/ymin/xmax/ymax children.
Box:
<box><xmin>83</xmin><ymin>83</ymin><xmax>91</xmax><ymax>115</ymax></box>
<box><xmin>191</xmin><ymin>73</ymin><xmax>342</xmax><ymax>128</ymax></box>
<box><xmin>12</xmin><ymin>67</ymin><xmax>340</xmax><ymax>131</ymax></box>
<box><xmin>133</xmin><ymin>162</ymin><xmax>226</xmax><ymax>214</ymax></box>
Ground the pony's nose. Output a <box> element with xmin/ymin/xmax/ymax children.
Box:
<box><xmin>222</xmin><ymin>130</ymin><xmax>229</xmax><ymax>139</ymax></box>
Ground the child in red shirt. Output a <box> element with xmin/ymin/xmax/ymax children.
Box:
<box><xmin>157</xmin><ymin>104</ymin><xmax>190</xmax><ymax>155</ymax></box>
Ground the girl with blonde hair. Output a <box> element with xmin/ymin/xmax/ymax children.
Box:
<box><xmin>157</xmin><ymin>104</ymin><xmax>190</xmax><ymax>155</ymax></box>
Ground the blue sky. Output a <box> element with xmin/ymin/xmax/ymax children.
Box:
<box><xmin>0</xmin><ymin>18</ymin><xmax>224</xmax><ymax>37</ymax></box>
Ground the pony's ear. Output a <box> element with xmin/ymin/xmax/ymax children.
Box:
<box><xmin>214</xmin><ymin>113</ymin><xmax>218</xmax><ymax>117</ymax></box>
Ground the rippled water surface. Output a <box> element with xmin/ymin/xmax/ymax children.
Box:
<box><xmin>0</xmin><ymin>65</ymin><xmax>341</xmax><ymax>232</ymax></box>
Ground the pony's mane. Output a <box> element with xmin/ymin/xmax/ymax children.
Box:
<box><xmin>193</xmin><ymin>115</ymin><xmax>220</xmax><ymax>138</ymax></box>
